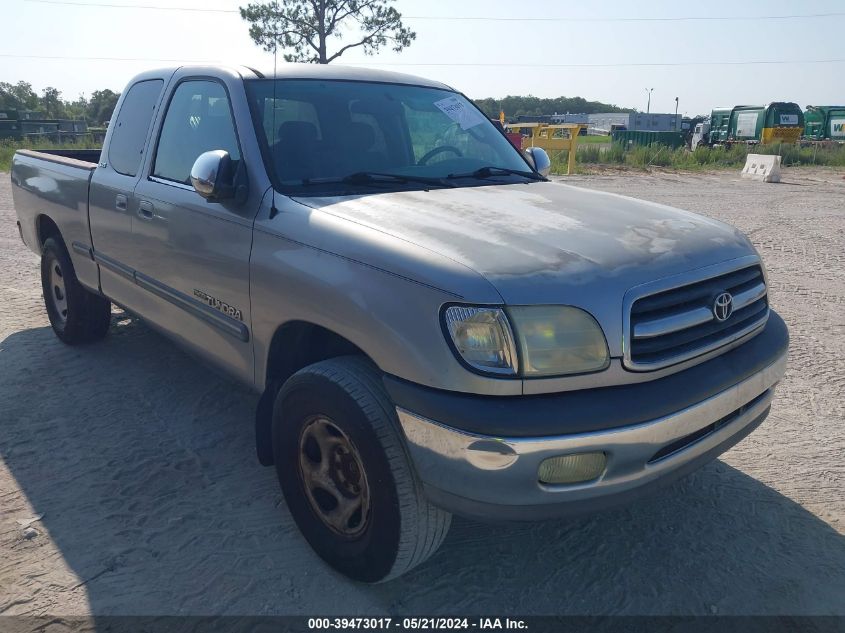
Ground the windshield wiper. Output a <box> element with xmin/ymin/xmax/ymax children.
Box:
<box><xmin>297</xmin><ymin>171</ymin><xmax>453</xmax><ymax>188</ymax></box>
<box><xmin>344</xmin><ymin>171</ymin><xmax>455</xmax><ymax>187</ymax></box>
<box><xmin>446</xmin><ymin>166</ymin><xmax>545</xmax><ymax>181</ymax></box>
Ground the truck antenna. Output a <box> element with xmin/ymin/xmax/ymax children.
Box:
<box><xmin>269</xmin><ymin>35</ymin><xmax>280</xmax><ymax>220</ymax></box>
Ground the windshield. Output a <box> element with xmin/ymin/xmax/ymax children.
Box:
<box><xmin>245</xmin><ymin>79</ymin><xmax>534</xmax><ymax>194</ymax></box>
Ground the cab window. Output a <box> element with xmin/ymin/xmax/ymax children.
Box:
<box><xmin>108</xmin><ymin>79</ymin><xmax>163</xmax><ymax>177</ymax></box>
<box><xmin>153</xmin><ymin>80</ymin><xmax>241</xmax><ymax>185</ymax></box>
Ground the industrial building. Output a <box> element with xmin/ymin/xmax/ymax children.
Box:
<box><xmin>588</xmin><ymin>112</ymin><xmax>681</xmax><ymax>133</ymax></box>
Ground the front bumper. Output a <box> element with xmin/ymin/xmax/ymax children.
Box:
<box><xmin>390</xmin><ymin>312</ymin><xmax>788</xmax><ymax>521</ymax></box>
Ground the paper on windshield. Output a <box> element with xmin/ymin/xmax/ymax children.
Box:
<box><xmin>434</xmin><ymin>96</ymin><xmax>486</xmax><ymax>130</ymax></box>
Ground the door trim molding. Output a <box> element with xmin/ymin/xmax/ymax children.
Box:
<box><xmin>95</xmin><ymin>250</ymin><xmax>250</xmax><ymax>342</ymax></box>
<box><xmin>71</xmin><ymin>241</ymin><xmax>94</xmax><ymax>260</ymax></box>
<box><xmin>94</xmin><ymin>251</ymin><xmax>135</xmax><ymax>281</ymax></box>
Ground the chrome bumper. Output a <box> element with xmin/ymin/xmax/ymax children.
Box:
<box><xmin>397</xmin><ymin>351</ymin><xmax>787</xmax><ymax>519</ymax></box>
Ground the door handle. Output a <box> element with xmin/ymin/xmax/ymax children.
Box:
<box><xmin>138</xmin><ymin>200</ymin><xmax>154</xmax><ymax>220</ymax></box>
<box><xmin>115</xmin><ymin>194</ymin><xmax>127</xmax><ymax>211</ymax></box>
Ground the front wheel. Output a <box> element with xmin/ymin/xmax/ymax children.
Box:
<box><xmin>41</xmin><ymin>237</ymin><xmax>111</xmax><ymax>344</ymax></box>
<box><xmin>273</xmin><ymin>357</ymin><xmax>451</xmax><ymax>582</ymax></box>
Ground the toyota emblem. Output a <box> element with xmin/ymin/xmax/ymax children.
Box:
<box><xmin>713</xmin><ymin>292</ymin><xmax>734</xmax><ymax>322</ymax></box>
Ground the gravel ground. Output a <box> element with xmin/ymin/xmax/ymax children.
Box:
<box><xmin>1</xmin><ymin>168</ymin><xmax>843</xmax><ymax>617</ymax></box>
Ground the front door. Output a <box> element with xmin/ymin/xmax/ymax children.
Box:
<box><xmin>130</xmin><ymin>78</ymin><xmax>256</xmax><ymax>384</ymax></box>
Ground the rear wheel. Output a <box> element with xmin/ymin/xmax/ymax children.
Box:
<box><xmin>273</xmin><ymin>356</ymin><xmax>451</xmax><ymax>582</ymax></box>
<box><xmin>41</xmin><ymin>237</ymin><xmax>111</xmax><ymax>344</ymax></box>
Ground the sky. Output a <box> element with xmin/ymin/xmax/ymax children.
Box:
<box><xmin>1</xmin><ymin>0</ymin><xmax>843</xmax><ymax>116</ymax></box>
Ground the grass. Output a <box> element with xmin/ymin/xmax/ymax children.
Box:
<box><xmin>0</xmin><ymin>137</ymin><xmax>102</xmax><ymax>172</ymax></box>
<box><xmin>577</xmin><ymin>135</ymin><xmax>612</xmax><ymax>144</ymax></box>
<box><xmin>551</xmin><ymin>141</ymin><xmax>845</xmax><ymax>174</ymax></box>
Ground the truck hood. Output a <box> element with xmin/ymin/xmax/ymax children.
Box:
<box><xmin>293</xmin><ymin>181</ymin><xmax>756</xmax><ymax>356</ymax></box>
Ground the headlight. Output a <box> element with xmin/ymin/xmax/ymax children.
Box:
<box><xmin>508</xmin><ymin>306</ymin><xmax>609</xmax><ymax>376</ymax></box>
<box><xmin>443</xmin><ymin>305</ymin><xmax>609</xmax><ymax>378</ymax></box>
<box><xmin>443</xmin><ymin>306</ymin><xmax>517</xmax><ymax>375</ymax></box>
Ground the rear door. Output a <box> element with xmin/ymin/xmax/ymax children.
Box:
<box><xmin>89</xmin><ymin>77</ymin><xmax>166</xmax><ymax>304</ymax></box>
<box><xmin>129</xmin><ymin>77</ymin><xmax>257</xmax><ymax>383</ymax></box>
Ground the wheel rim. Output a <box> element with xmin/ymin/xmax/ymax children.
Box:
<box><xmin>298</xmin><ymin>416</ymin><xmax>371</xmax><ymax>537</ymax></box>
<box><xmin>48</xmin><ymin>257</ymin><xmax>68</xmax><ymax>324</ymax></box>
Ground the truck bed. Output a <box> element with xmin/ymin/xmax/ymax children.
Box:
<box><xmin>14</xmin><ymin>148</ymin><xmax>101</xmax><ymax>170</ymax></box>
<box><xmin>11</xmin><ymin>148</ymin><xmax>104</xmax><ymax>293</ymax></box>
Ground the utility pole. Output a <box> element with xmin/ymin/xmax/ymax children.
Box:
<box><xmin>675</xmin><ymin>96</ymin><xmax>679</xmax><ymax>129</ymax></box>
<box><xmin>646</xmin><ymin>88</ymin><xmax>654</xmax><ymax>114</ymax></box>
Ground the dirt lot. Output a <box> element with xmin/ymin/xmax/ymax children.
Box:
<box><xmin>1</xmin><ymin>168</ymin><xmax>843</xmax><ymax>616</ymax></box>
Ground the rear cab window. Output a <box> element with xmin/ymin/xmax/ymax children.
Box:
<box><xmin>108</xmin><ymin>79</ymin><xmax>164</xmax><ymax>176</ymax></box>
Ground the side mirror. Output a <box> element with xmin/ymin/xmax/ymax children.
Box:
<box><xmin>190</xmin><ymin>150</ymin><xmax>234</xmax><ymax>201</ymax></box>
<box><xmin>524</xmin><ymin>147</ymin><xmax>551</xmax><ymax>177</ymax></box>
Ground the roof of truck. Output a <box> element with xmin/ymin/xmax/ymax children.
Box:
<box><xmin>253</xmin><ymin>63</ymin><xmax>454</xmax><ymax>90</ymax></box>
<box><xmin>713</xmin><ymin>103</ymin><xmax>801</xmax><ymax>111</ymax></box>
<box><xmin>805</xmin><ymin>105</ymin><xmax>845</xmax><ymax>112</ymax></box>
<box><xmin>136</xmin><ymin>63</ymin><xmax>454</xmax><ymax>91</ymax></box>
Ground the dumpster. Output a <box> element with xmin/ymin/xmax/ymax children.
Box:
<box><xmin>611</xmin><ymin>130</ymin><xmax>686</xmax><ymax>148</ymax></box>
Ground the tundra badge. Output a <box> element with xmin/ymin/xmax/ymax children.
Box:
<box><xmin>194</xmin><ymin>289</ymin><xmax>243</xmax><ymax>321</ymax></box>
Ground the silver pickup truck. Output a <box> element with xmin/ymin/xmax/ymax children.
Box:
<box><xmin>12</xmin><ymin>64</ymin><xmax>788</xmax><ymax>582</ymax></box>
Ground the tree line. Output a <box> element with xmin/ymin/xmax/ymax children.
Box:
<box><xmin>0</xmin><ymin>81</ymin><xmax>119</xmax><ymax>126</ymax></box>
<box><xmin>0</xmin><ymin>80</ymin><xmax>631</xmax><ymax>129</ymax></box>
<box><xmin>474</xmin><ymin>95</ymin><xmax>632</xmax><ymax>119</ymax></box>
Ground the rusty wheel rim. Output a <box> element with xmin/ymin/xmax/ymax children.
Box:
<box><xmin>298</xmin><ymin>416</ymin><xmax>371</xmax><ymax>537</ymax></box>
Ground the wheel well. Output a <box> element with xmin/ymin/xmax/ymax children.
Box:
<box><xmin>36</xmin><ymin>215</ymin><xmax>62</xmax><ymax>250</ymax></box>
<box><xmin>265</xmin><ymin>321</ymin><xmax>368</xmax><ymax>387</ymax></box>
<box><xmin>255</xmin><ymin>321</ymin><xmax>373</xmax><ymax>467</ymax></box>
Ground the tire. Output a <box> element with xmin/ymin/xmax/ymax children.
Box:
<box><xmin>41</xmin><ymin>237</ymin><xmax>111</xmax><ymax>344</ymax></box>
<box><xmin>273</xmin><ymin>356</ymin><xmax>451</xmax><ymax>582</ymax></box>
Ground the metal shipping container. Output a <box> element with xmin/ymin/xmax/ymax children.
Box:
<box><xmin>55</xmin><ymin>119</ymin><xmax>88</xmax><ymax>133</ymax></box>
<box><xmin>20</xmin><ymin>120</ymin><xmax>60</xmax><ymax>141</ymax></box>
<box><xmin>18</xmin><ymin>110</ymin><xmax>48</xmax><ymax>121</ymax></box>
<box><xmin>0</xmin><ymin>120</ymin><xmax>22</xmax><ymax>140</ymax></box>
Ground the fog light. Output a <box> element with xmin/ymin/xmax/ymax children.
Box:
<box><xmin>538</xmin><ymin>452</ymin><xmax>606</xmax><ymax>484</ymax></box>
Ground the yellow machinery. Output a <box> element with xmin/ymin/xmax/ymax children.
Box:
<box><xmin>504</xmin><ymin>122</ymin><xmax>587</xmax><ymax>175</ymax></box>
<box><xmin>760</xmin><ymin>127</ymin><xmax>803</xmax><ymax>145</ymax></box>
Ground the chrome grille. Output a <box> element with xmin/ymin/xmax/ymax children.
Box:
<box><xmin>625</xmin><ymin>263</ymin><xmax>768</xmax><ymax>370</ymax></box>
